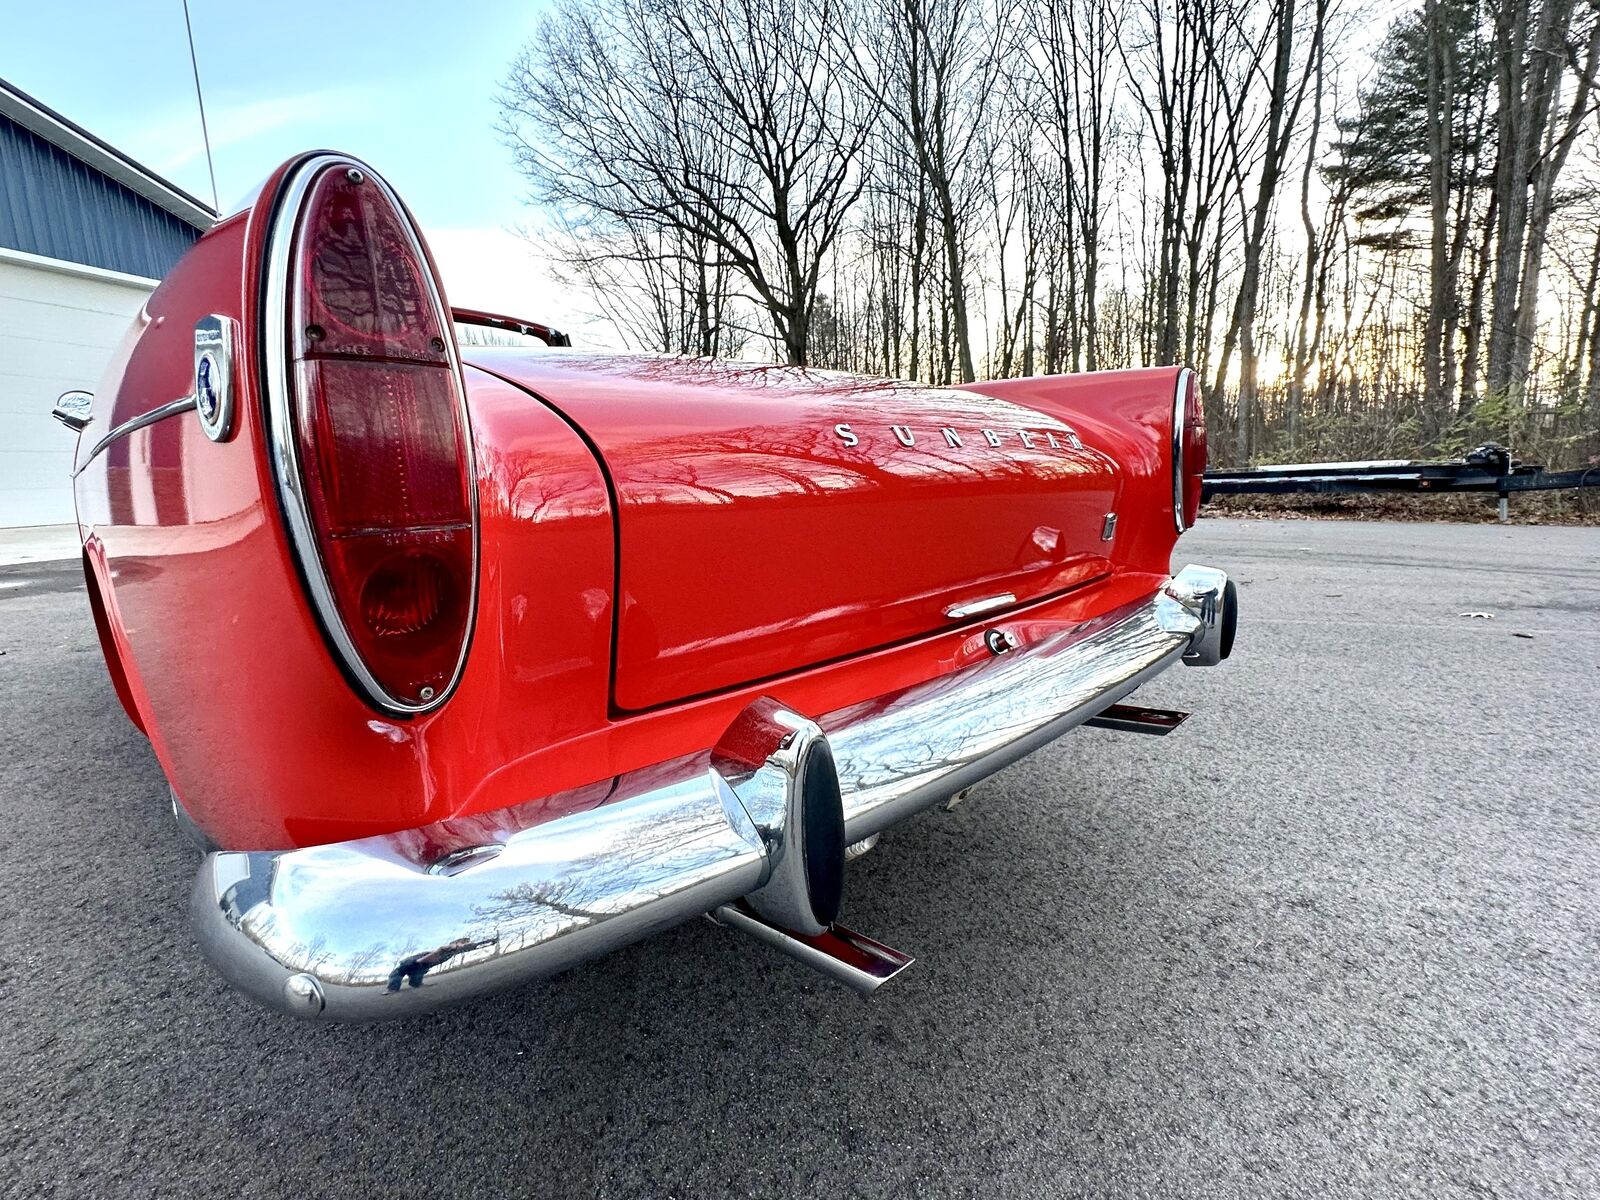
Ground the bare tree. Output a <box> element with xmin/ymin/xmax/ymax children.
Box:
<box><xmin>1207</xmin><ymin>0</ymin><xmax>1334</xmax><ymax>461</ymax></box>
<box><xmin>535</xmin><ymin>209</ymin><xmax>744</xmax><ymax>356</ymax></box>
<box><xmin>1486</xmin><ymin>0</ymin><xmax>1600</xmax><ymax>400</ymax></box>
<box><xmin>1026</xmin><ymin>0</ymin><xmax>1123</xmax><ymax>371</ymax></box>
<box><xmin>856</xmin><ymin>0</ymin><xmax>1003</xmax><ymax>382</ymax></box>
<box><xmin>501</xmin><ymin>0</ymin><xmax>875</xmax><ymax>365</ymax></box>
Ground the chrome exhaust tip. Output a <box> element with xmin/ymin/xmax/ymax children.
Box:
<box><xmin>712</xmin><ymin>902</ymin><xmax>913</xmax><ymax>995</ymax></box>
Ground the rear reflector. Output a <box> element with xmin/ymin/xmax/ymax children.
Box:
<box><xmin>263</xmin><ymin>154</ymin><xmax>477</xmax><ymax>713</ymax></box>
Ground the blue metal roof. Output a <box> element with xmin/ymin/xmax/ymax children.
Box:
<box><xmin>0</xmin><ymin>112</ymin><xmax>202</xmax><ymax>279</ymax></box>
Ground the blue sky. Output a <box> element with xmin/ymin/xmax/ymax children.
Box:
<box><xmin>2</xmin><ymin>0</ymin><xmax>593</xmax><ymax>331</ymax></box>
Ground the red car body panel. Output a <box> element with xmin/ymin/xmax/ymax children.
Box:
<box><xmin>70</xmin><ymin>161</ymin><xmax>1192</xmax><ymax>853</ymax></box>
<box><xmin>466</xmin><ymin>350</ymin><xmax>1122</xmax><ymax>711</ymax></box>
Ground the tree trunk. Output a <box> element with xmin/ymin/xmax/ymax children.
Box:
<box><xmin>1228</xmin><ymin>0</ymin><xmax>1304</xmax><ymax>463</ymax></box>
<box><xmin>1508</xmin><ymin>9</ymin><xmax>1600</xmax><ymax>394</ymax></box>
<box><xmin>935</xmin><ymin>178</ymin><xmax>979</xmax><ymax>381</ymax></box>
<box><xmin>1422</xmin><ymin>0</ymin><xmax>1453</xmax><ymax>424</ymax></box>
<box><xmin>1485</xmin><ymin>0</ymin><xmax>1538</xmax><ymax>398</ymax></box>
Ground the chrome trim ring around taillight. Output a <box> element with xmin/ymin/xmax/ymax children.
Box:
<box><xmin>259</xmin><ymin>152</ymin><xmax>480</xmax><ymax>717</ymax></box>
<box><xmin>1172</xmin><ymin>366</ymin><xmax>1195</xmax><ymax>533</ymax></box>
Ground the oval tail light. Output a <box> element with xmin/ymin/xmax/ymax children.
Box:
<box><xmin>1173</xmin><ymin>367</ymin><xmax>1206</xmax><ymax>532</ymax></box>
<box><xmin>262</xmin><ymin>155</ymin><xmax>477</xmax><ymax>713</ymax></box>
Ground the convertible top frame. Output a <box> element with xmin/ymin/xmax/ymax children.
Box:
<box><xmin>452</xmin><ymin>306</ymin><xmax>572</xmax><ymax>348</ymax></box>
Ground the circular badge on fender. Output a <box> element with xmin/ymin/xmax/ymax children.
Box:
<box><xmin>193</xmin><ymin>315</ymin><xmax>236</xmax><ymax>441</ymax></box>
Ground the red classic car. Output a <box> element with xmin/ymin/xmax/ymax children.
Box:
<box><xmin>56</xmin><ymin>152</ymin><xmax>1236</xmax><ymax>1020</ymax></box>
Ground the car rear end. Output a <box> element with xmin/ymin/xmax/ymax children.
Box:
<box><xmin>71</xmin><ymin>152</ymin><xmax>1235</xmax><ymax>1019</ymax></box>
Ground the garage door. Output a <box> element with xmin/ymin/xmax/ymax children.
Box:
<box><xmin>0</xmin><ymin>249</ymin><xmax>154</xmax><ymax>528</ymax></box>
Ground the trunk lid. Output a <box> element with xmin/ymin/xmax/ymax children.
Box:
<box><xmin>466</xmin><ymin>351</ymin><xmax>1120</xmax><ymax>710</ymax></box>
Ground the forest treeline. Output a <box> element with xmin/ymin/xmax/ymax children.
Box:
<box><xmin>500</xmin><ymin>0</ymin><xmax>1600</xmax><ymax>469</ymax></box>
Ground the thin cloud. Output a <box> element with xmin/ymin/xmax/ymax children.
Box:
<box><xmin>110</xmin><ymin>89</ymin><xmax>367</xmax><ymax>177</ymax></box>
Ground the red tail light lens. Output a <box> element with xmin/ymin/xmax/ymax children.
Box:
<box><xmin>264</xmin><ymin>157</ymin><xmax>476</xmax><ymax>712</ymax></box>
<box><xmin>1174</xmin><ymin>369</ymin><xmax>1206</xmax><ymax>532</ymax></box>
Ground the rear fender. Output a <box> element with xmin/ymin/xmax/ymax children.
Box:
<box><xmin>81</xmin><ymin>542</ymin><xmax>145</xmax><ymax>734</ymax></box>
<box><xmin>964</xmin><ymin>368</ymin><xmax>1186</xmax><ymax>575</ymax></box>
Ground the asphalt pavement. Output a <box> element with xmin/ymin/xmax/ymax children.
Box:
<box><xmin>1</xmin><ymin>518</ymin><xmax>1596</xmax><ymax>1198</ymax></box>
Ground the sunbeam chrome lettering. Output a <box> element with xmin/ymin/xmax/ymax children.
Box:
<box><xmin>830</xmin><ymin>423</ymin><xmax>1084</xmax><ymax>453</ymax></box>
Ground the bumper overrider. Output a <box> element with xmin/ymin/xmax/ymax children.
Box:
<box><xmin>193</xmin><ymin>565</ymin><xmax>1237</xmax><ymax>1020</ymax></box>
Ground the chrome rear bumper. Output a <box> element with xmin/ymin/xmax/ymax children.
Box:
<box><xmin>193</xmin><ymin>564</ymin><xmax>1234</xmax><ymax>1020</ymax></box>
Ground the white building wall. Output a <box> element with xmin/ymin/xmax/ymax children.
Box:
<box><xmin>0</xmin><ymin>248</ymin><xmax>155</xmax><ymax>528</ymax></box>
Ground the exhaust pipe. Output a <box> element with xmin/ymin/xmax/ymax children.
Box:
<box><xmin>712</xmin><ymin>902</ymin><xmax>913</xmax><ymax>995</ymax></box>
<box><xmin>1084</xmin><ymin>703</ymin><xmax>1192</xmax><ymax>735</ymax></box>
<box><xmin>713</xmin><ymin>699</ymin><xmax>915</xmax><ymax>991</ymax></box>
